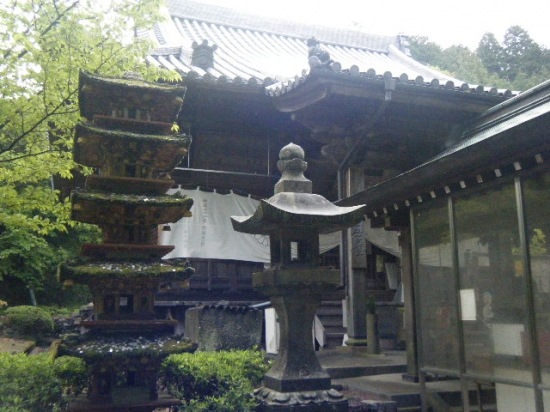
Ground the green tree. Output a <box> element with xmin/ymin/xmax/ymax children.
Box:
<box><xmin>407</xmin><ymin>37</ymin><xmax>505</xmax><ymax>88</ymax></box>
<box><xmin>407</xmin><ymin>36</ymin><xmax>444</xmax><ymax>67</ymax></box>
<box><xmin>476</xmin><ymin>26</ymin><xmax>550</xmax><ymax>89</ymax></box>
<box><xmin>439</xmin><ymin>45</ymin><xmax>506</xmax><ymax>88</ymax></box>
<box><xmin>0</xmin><ymin>0</ymin><xmax>178</xmax><ymax>233</ymax></box>
<box><xmin>0</xmin><ymin>229</ymin><xmax>59</xmax><ymax>305</ymax></box>
<box><xmin>0</xmin><ymin>223</ymin><xmax>100</xmax><ymax>306</ymax></box>
<box><xmin>477</xmin><ymin>32</ymin><xmax>504</xmax><ymax>76</ymax></box>
<box><xmin>0</xmin><ymin>0</ymin><xmax>178</xmax><ymax>295</ymax></box>
<box><xmin>502</xmin><ymin>25</ymin><xmax>542</xmax><ymax>82</ymax></box>
<box><xmin>410</xmin><ymin>27</ymin><xmax>550</xmax><ymax>91</ymax></box>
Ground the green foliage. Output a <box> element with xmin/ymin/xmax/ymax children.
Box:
<box><xmin>407</xmin><ymin>36</ymin><xmax>506</xmax><ymax>88</ymax></box>
<box><xmin>408</xmin><ymin>26</ymin><xmax>550</xmax><ymax>91</ymax></box>
<box><xmin>0</xmin><ymin>0</ymin><xmax>178</xmax><ymax>300</ymax></box>
<box><xmin>406</xmin><ymin>36</ymin><xmax>444</xmax><ymax>67</ymax></box>
<box><xmin>160</xmin><ymin>349</ymin><xmax>270</xmax><ymax>412</ymax></box>
<box><xmin>0</xmin><ymin>0</ymin><xmax>179</xmax><ymax>241</ymax></box>
<box><xmin>513</xmin><ymin>228</ymin><xmax>548</xmax><ymax>256</ymax></box>
<box><xmin>38</xmin><ymin>306</ymin><xmax>75</xmax><ymax>317</ymax></box>
<box><xmin>0</xmin><ymin>353</ymin><xmax>63</xmax><ymax>412</ymax></box>
<box><xmin>0</xmin><ymin>228</ymin><xmax>60</xmax><ymax>292</ymax></box>
<box><xmin>478</xmin><ymin>26</ymin><xmax>550</xmax><ymax>89</ymax></box>
<box><xmin>4</xmin><ymin>305</ymin><xmax>54</xmax><ymax>336</ymax></box>
<box><xmin>53</xmin><ymin>356</ymin><xmax>88</xmax><ymax>396</ymax></box>
<box><xmin>529</xmin><ymin>229</ymin><xmax>547</xmax><ymax>256</ymax></box>
<box><xmin>0</xmin><ymin>223</ymin><xmax>99</xmax><ymax>305</ymax></box>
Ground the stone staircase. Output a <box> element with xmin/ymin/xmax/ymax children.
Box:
<box><xmin>316</xmin><ymin>300</ymin><xmax>346</xmax><ymax>348</ymax></box>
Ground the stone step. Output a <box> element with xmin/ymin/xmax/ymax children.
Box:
<box><xmin>321</xmin><ymin>318</ymin><xmax>344</xmax><ymax>327</ymax></box>
<box><xmin>316</xmin><ymin>300</ymin><xmax>346</xmax><ymax>348</ymax></box>
<box><xmin>317</xmin><ymin>307</ymin><xmax>344</xmax><ymax>316</ymax></box>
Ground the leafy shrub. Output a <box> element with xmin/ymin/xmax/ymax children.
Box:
<box><xmin>0</xmin><ymin>353</ymin><xmax>63</xmax><ymax>412</ymax></box>
<box><xmin>4</xmin><ymin>305</ymin><xmax>54</xmax><ymax>336</ymax></box>
<box><xmin>0</xmin><ymin>300</ymin><xmax>7</xmax><ymax>311</ymax></box>
<box><xmin>39</xmin><ymin>306</ymin><xmax>74</xmax><ymax>317</ymax></box>
<box><xmin>53</xmin><ymin>356</ymin><xmax>88</xmax><ymax>396</ymax></box>
<box><xmin>0</xmin><ymin>407</ymin><xmax>28</xmax><ymax>412</ymax></box>
<box><xmin>160</xmin><ymin>349</ymin><xmax>269</xmax><ymax>412</ymax></box>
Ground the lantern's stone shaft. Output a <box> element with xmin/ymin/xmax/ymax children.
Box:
<box><xmin>232</xmin><ymin>143</ymin><xmax>366</xmax><ymax>411</ymax></box>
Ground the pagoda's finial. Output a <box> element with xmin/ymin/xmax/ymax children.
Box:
<box><xmin>274</xmin><ymin>143</ymin><xmax>312</xmax><ymax>194</ymax></box>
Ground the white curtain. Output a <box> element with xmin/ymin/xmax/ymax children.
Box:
<box><xmin>160</xmin><ymin>187</ymin><xmax>340</xmax><ymax>263</ymax></box>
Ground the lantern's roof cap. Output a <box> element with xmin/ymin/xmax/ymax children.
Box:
<box><xmin>231</xmin><ymin>192</ymin><xmax>365</xmax><ymax>235</ymax></box>
<box><xmin>232</xmin><ymin>143</ymin><xmax>366</xmax><ymax>234</ymax></box>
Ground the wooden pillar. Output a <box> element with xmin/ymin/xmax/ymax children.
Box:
<box><xmin>344</xmin><ymin>168</ymin><xmax>368</xmax><ymax>345</ymax></box>
<box><xmin>400</xmin><ymin>228</ymin><xmax>419</xmax><ymax>381</ymax></box>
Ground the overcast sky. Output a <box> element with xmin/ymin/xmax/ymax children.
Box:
<box><xmin>196</xmin><ymin>0</ymin><xmax>549</xmax><ymax>50</ymax></box>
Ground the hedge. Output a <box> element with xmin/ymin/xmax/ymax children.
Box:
<box><xmin>160</xmin><ymin>349</ymin><xmax>270</xmax><ymax>412</ymax></box>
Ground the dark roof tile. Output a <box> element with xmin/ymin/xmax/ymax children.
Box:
<box><xmin>146</xmin><ymin>0</ymin><xmax>514</xmax><ymax>98</ymax></box>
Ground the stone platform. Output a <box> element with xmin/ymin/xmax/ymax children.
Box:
<box><xmin>317</xmin><ymin>348</ymin><xmax>460</xmax><ymax>411</ymax></box>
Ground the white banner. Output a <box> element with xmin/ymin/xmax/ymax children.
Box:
<box><xmin>160</xmin><ymin>187</ymin><xmax>340</xmax><ymax>263</ymax></box>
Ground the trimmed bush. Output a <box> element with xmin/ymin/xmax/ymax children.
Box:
<box><xmin>4</xmin><ymin>305</ymin><xmax>54</xmax><ymax>336</ymax></box>
<box><xmin>53</xmin><ymin>356</ymin><xmax>88</xmax><ymax>396</ymax></box>
<box><xmin>160</xmin><ymin>349</ymin><xmax>269</xmax><ymax>412</ymax></box>
<box><xmin>0</xmin><ymin>353</ymin><xmax>63</xmax><ymax>412</ymax></box>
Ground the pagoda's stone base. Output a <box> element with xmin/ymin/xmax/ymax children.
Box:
<box><xmin>253</xmin><ymin>386</ymin><xmax>348</xmax><ymax>411</ymax></box>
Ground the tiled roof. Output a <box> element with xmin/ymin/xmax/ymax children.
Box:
<box><xmin>146</xmin><ymin>0</ymin><xmax>513</xmax><ymax>97</ymax></box>
<box><xmin>337</xmin><ymin>79</ymin><xmax>550</xmax><ymax>213</ymax></box>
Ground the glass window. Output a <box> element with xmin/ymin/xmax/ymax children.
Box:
<box><xmin>455</xmin><ymin>181</ymin><xmax>531</xmax><ymax>382</ymax></box>
<box><xmin>523</xmin><ymin>171</ymin><xmax>550</xmax><ymax>386</ymax></box>
<box><xmin>414</xmin><ymin>200</ymin><xmax>460</xmax><ymax>372</ymax></box>
<box><xmin>496</xmin><ymin>383</ymin><xmax>537</xmax><ymax>412</ymax></box>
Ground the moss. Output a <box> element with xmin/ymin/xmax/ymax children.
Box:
<box><xmin>76</xmin><ymin>123</ymin><xmax>190</xmax><ymax>145</ymax></box>
<box><xmin>60</xmin><ymin>259</ymin><xmax>194</xmax><ymax>284</ymax></box>
<box><xmin>58</xmin><ymin>333</ymin><xmax>196</xmax><ymax>364</ymax></box>
<box><xmin>71</xmin><ymin>188</ymin><xmax>192</xmax><ymax>207</ymax></box>
<box><xmin>80</xmin><ymin>70</ymin><xmax>185</xmax><ymax>94</ymax></box>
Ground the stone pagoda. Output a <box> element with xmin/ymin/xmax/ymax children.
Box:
<box><xmin>231</xmin><ymin>143</ymin><xmax>366</xmax><ymax>411</ymax></box>
<box><xmin>59</xmin><ymin>70</ymin><xmax>196</xmax><ymax>411</ymax></box>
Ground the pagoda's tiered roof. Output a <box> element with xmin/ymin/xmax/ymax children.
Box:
<box><xmin>71</xmin><ymin>190</ymin><xmax>192</xmax><ymax>226</ymax></box>
<box><xmin>78</xmin><ymin>70</ymin><xmax>186</xmax><ymax>123</ymax></box>
<box><xmin>61</xmin><ymin>260</ymin><xmax>194</xmax><ymax>284</ymax></box>
<box><xmin>74</xmin><ymin>124</ymin><xmax>190</xmax><ymax>173</ymax></box>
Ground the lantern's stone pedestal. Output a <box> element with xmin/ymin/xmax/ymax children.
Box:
<box><xmin>252</xmin><ymin>267</ymin><xmax>348</xmax><ymax>411</ymax></box>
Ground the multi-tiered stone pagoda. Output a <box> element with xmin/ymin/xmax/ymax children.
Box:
<box><xmin>59</xmin><ymin>70</ymin><xmax>196</xmax><ymax>411</ymax></box>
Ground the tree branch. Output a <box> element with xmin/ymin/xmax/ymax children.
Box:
<box><xmin>3</xmin><ymin>0</ymin><xmax>81</xmax><ymax>60</ymax></box>
<box><xmin>0</xmin><ymin>88</ymin><xmax>78</xmax><ymax>156</ymax></box>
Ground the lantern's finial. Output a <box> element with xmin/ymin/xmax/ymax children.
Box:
<box><xmin>275</xmin><ymin>143</ymin><xmax>312</xmax><ymax>194</ymax></box>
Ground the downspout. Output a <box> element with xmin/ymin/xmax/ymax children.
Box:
<box><xmin>338</xmin><ymin>72</ymin><xmax>397</xmax><ymax>287</ymax></box>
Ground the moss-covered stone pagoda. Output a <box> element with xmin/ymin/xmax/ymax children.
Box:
<box><xmin>59</xmin><ymin>70</ymin><xmax>196</xmax><ymax>411</ymax></box>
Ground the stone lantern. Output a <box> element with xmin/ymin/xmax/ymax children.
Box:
<box><xmin>231</xmin><ymin>143</ymin><xmax>366</xmax><ymax>411</ymax></box>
